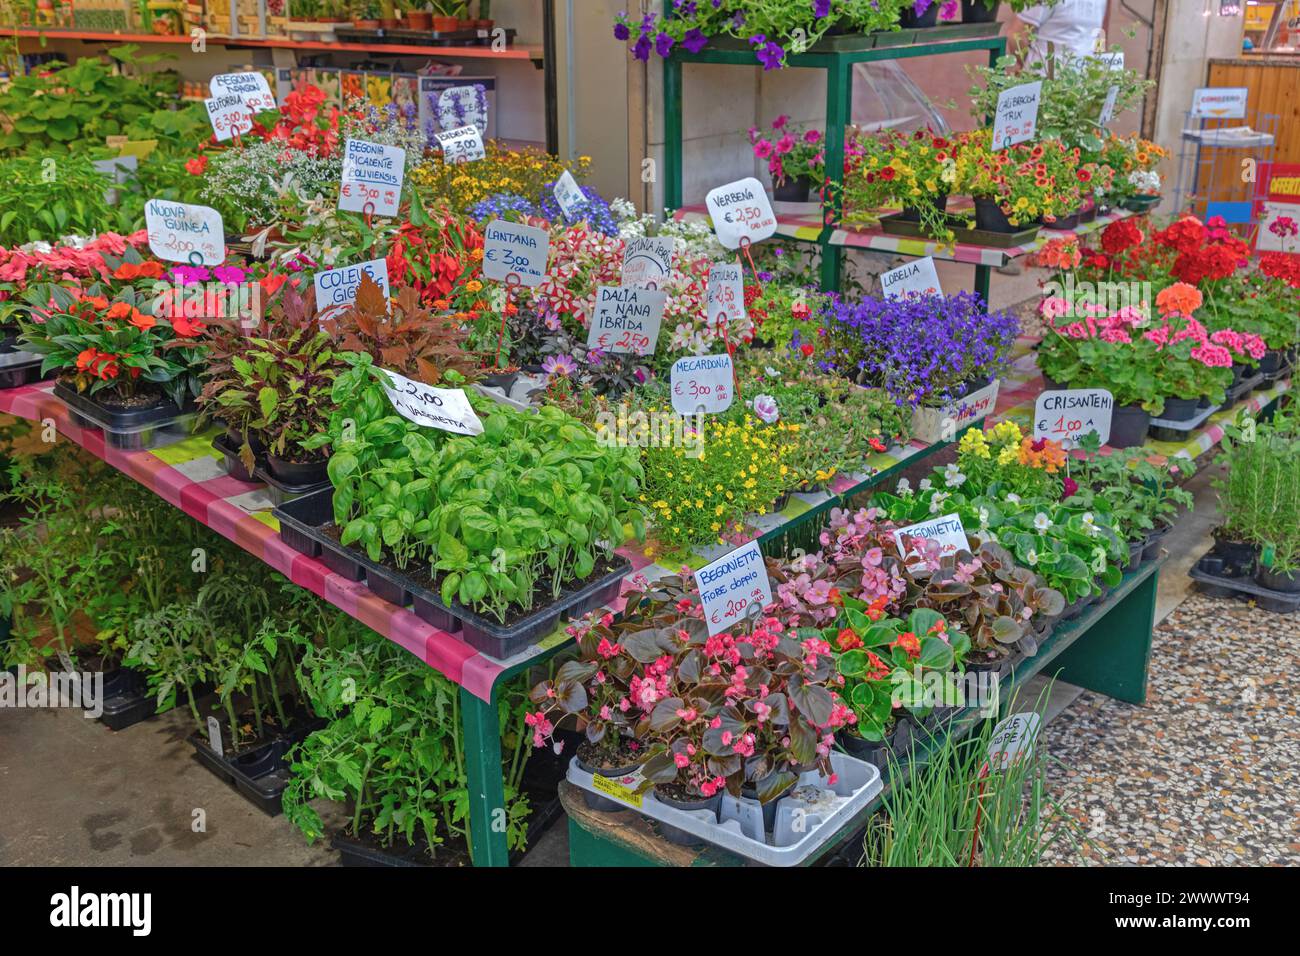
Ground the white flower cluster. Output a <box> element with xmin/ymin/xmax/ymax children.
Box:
<box><xmin>1128</xmin><ymin>169</ymin><xmax>1161</xmax><ymax>195</ymax></box>
<box><xmin>615</xmin><ymin>206</ymin><xmax>728</xmax><ymax>261</ymax></box>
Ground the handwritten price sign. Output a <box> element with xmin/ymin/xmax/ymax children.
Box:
<box><xmin>379</xmin><ymin>367</ymin><xmax>484</xmax><ymax>436</ymax></box>
<box><xmin>313</xmin><ymin>258</ymin><xmax>390</xmax><ymax>318</ymax></box>
<box><xmin>671</xmin><ymin>354</ymin><xmax>734</xmax><ymax>416</ymax></box>
<box><xmin>204</xmin><ymin>95</ymin><xmax>253</xmax><ymax>142</ymax></box>
<box><xmin>706</xmin><ymin>177</ymin><xmax>777</xmax><ymax>249</ymax></box>
<box><xmin>880</xmin><ymin>256</ymin><xmax>942</xmax><ymax>299</ymax></box>
<box><xmin>209</xmin><ymin>72</ymin><xmax>277</xmax><ymax>115</ymax></box>
<box><xmin>482</xmin><ymin>219</ymin><xmax>550</xmax><ymax>287</ymax></box>
<box><xmin>621</xmin><ymin>236</ymin><xmax>675</xmax><ymax>289</ymax></box>
<box><xmin>1034</xmin><ymin>388</ymin><xmax>1113</xmax><ymax>447</ymax></box>
<box><xmin>706</xmin><ymin>263</ymin><xmax>746</xmax><ymax>326</ymax></box>
<box><xmin>339</xmin><ymin>138</ymin><xmax>406</xmax><ymax>218</ymax></box>
<box><xmin>586</xmin><ymin>286</ymin><xmax>665</xmax><ymax>356</ymax></box>
<box><xmin>893</xmin><ymin>513</ymin><xmax>971</xmax><ymax>569</ymax></box>
<box><xmin>435</xmin><ymin>125</ymin><xmax>486</xmax><ymax>165</ymax></box>
<box><xmin>992</xmin><ymin>81</ymin><xmax>1042</xmax><ymax>151</ymax></box>
<box><xmin>553</xmin><ymin>169</ymin><xmax>587</xmax><ymax>222</ymax></box>
<box><xmin>694</xmin><ymin>541</ymin><xmax>772</xmax><ymax>637</ymax></box>
<box><xmin>436</xmin><ymin>86</ymin><xmax>488</xmax><ymax>134</ymax></box>
<box><xmin>145</xmin><ymin>199</ymin><xmax>225</xmax><ymax>266</ymax></box>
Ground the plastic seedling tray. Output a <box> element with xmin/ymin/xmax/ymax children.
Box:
<box><xmin>53</xmin><ymin>381</ymin><xmax>197</xmax><ymax>450</ymax></box>
<box><xmin>1189</xmin><ymin>549</ymin><xmax>1300</xmax><ymax>614</ymax></box>
<box><xmin>275</xmin><ymin>489</ymin><xmax>632</xmax><ymax>656</ymax></box>
<box><xmin>1225</xmin><ymin>372</ymin><xmax>1264</xmax><ymax>406</ymax></box>
<box><xmin>565</xmin><ymin>751</ymin><xmax>882</xmax><ymax>866</ymax></box>
<box><xmin>211</xmin><ymin>432</ymin><xmax>259</xmax><ymax>483</ymax></box>
<box><xmin>0</xmin><ymin>350</ymin><xmax>48</xmax><ymax>390</ymax></box>
<box><xmin>94</xmin><ymin>666</ymin><xmax>158</xmax><ymax>732</ymax></box>
<box><xmin>188</xmin><ymin>718</ymin><xmax>323</xmax><ymax>816</ymax></box>
<box><xmin>877</xmin><ymin>211</ymin><xmax>1040</xmax><ymax>248</ymax></box>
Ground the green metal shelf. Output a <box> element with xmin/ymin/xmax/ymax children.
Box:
<box><xmin>662</xmin><ymin>14</ymin><xmax>1006</xmax><ymax>293</ymax></box>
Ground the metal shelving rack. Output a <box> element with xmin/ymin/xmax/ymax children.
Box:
<box><xmin>660</xmin><ymin>15</ymin><xmax>1006</xmax><ymax>293</ymax></box>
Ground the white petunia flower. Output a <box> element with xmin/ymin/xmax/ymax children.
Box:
<box><xmin>896</xmin><ymin>478</ymin><xmax>912</xmax><ymax>496</ymax></box>
<box><xmin>1033</xmin><ymin>512</ymin><xmax>1052</xmax><ymax>532</ymax></box>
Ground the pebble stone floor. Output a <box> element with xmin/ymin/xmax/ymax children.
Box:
<box><xmin>1039</xmin><ymin>594</ymin><xmax>1300</xmax><ymax>866</ymax></box>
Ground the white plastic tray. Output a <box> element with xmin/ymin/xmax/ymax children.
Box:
<box><xmin>565</xmin><ymin>751</ymin><xmax>883</xmax><ymax>866</ymax></box>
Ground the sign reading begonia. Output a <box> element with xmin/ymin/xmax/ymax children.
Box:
<box><xmin>209</xmin><ymin>72</ymin><xmax>277</xmax><ymax>114</ymax></box>
<box><xmin>706</xmin><ymin>177</ymin><xmax>777</xmax><ymax>249</ymax></box>
<box><xmin>893</xmin><ymin>513</ymin><xmax>971</xmax><ymax>566</ymax></box>
<box><xmin>1034</xmin><ymin>388</ymin><xmax>1113</xmax><ymax>447</ymax></box>
<box><xmin>586</xmin><ymin>286</ymin><xmax>666</xmax><ymax>356</ymax></box>
<box><xmin>339</xmin><ymin>139</ymin><xmax>406</xmax><ymax>218</ymax></box>
<box><xmin>695</xmin><ymin>541</ymin><xmax>773</xmax><ymax>637</ymax></box>
<box><xmin>145</xmin><ymin>199</ymin><xmax>225</xmax><ymax>266</ymax></box>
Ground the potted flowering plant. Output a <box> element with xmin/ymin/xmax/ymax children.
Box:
<box><xmin>955</xmin><ymin>130</ymin><xmax>1081</xmax><ymax>232</ymax></box>
<box><xmin>844</xmin><ymin>127</ymin><xmax>961</xmax><ymax>243</ymax></box>
<box><xmin>1099</xmin><ymin>134</ymin><xmax>1167</xmax><ymax>208</ymax></box>
<box><xmin>749</xmin><ymin>116</ymin><xmax>825</xmax><ymax>202</ymax></box>
<box><xmin>820</xmin><ymin>290</ymin><xmax>1018</xmax><ymax>409</ymax></box>
<box><xmin>16</xmin><ymin>254</ymin><xmax>207</xmax><ymax>422</ymax></box>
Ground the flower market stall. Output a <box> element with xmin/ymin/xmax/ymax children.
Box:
<box><xmin>0</xmin><ymin>0</ymin><xmax>1297</xmax><ymax>875</ymax></box>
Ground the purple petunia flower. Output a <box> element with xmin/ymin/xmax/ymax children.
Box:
<box><xmin>813</xmin><ymin>0</ymin><xmax>832</xmax><ymax>18</ymax></box>
<box><xmin>633</xmin><ymin>34</ymin><xmax>652</xmax><ymax>60</ymax></box>
<box><xmin>614</xmin><ymin>22</ymin><xmax>630</xmax><ymax>40</ymax></box>
<box><xmin>683</xmin><ymin>28</ymin><xmax>708</xmax><ymax>53</ymax></box>
<box><xmin>655</xmin><ymin>32</ymin><xmax>675</xmax><ymax>57</ymax></box>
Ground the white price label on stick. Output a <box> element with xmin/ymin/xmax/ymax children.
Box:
<box><xmin>1034</xmin><ymin>388</ymin><xmax>1113</xmax><ymax>447</ymax></box>
<box><xmin>987</xmin><ymin>712</ymin><xmax>1041</xmax><ymax>772</ymax></box>
<box><xmin>145</xmin><ymin>199</ymin><xmax>225</xmax><ymax>266</ymax></box>
<box><xmin>880</xmin><ymin>256</ymin><xmax>942</xmax><ymax>299</ymax></box>
<box><xmin>706</xmin><ymin>177</ymin><xmax>777</xmax><ymax>249</ymax></box>
<box><xmin>552</xmin><ymin>170</ymin><xmax>587</xmax><ymax>221</ymax></box>
<box><xmin>339</xmin><ymin>138</ymin><xmax>406</xmax><ymax>218</ymax></box>
<box><xmin>204</xmin><ymin>95</ymin><xmax>253</xmax><ymax>142</ymax></box>
<box><xmin>380</xmin><ymin>367</ymin><xmax>484</xmax><ymax>436</ymax></box>
<box><xmin>893</xmin><ymin>513</ymin><xmax>971</xmax><ymax>567</ymax></box>
<box><xmin>482</xmin><ymin>219</ymin><xmax>550</xmax><ymax>287</ymax></box>
<box><xmin>622</xmin><ymin>236</ymin><xmax>675</xmax><ymax>288</ymax></box>
<box><xmin>992</xmin><ymin>81</ymin><xmax>1042</xmax><ymax>150</ymax></box>
<box><xmin>436</xmin><ymin>124</ymin><xmax>486</xmax><ymax>165</ymax></box>
<box><xmin>209</xmin><ymin>72</ymin><xmax>276</xmax><ymax>114</ymax></box>
<box><xmin>313</xmin><ymin>258</ymin><xmax>390</xmax><ymax>317</ymax></box>
<box><xmin>1098</xmin><ymin>85</ymin><xmax>1120</xmax><ymax>125</ymax></box>
<box><xmin>695</xmin><ymin>541</ymin><xmax>773</xmax><ymax>637</ymax></box>
<box><xmin>671</xmin><ymin>354</ymin><xmax>734</xmax><ymax>416</ymax></box>
<box><xmin>706</xmin><ymin>263</ymin><xmax>746</xmax><ymax>326</ymax></box>
<box><xmin>586</xmin><ymin>286</ymin><xmax>665</xmax><ymax>356</ymax></box>
<box><xmin>206</xmin><ymin>715</ymin><xmax>224</xmax><ymax>758</ymax></box>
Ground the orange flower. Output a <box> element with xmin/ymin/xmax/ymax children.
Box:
<box><xmin>1155</xmin><ymin>282</ymin><xmax>1203</xmax><ymax>318</ymax></box>
<box><xmin>106</xmin><ymin>301</ymin><xmax>133</xmax><ymax>320</ymax></box>
<box><xmin>76</xmin><ymin>347</ymin><xmax>99</xmax><ymax>370</ymax></box>
<box><xmin>113</xmin><ymin>260</ymin><xmax>165</xmax><ymax>281</ymax></box>
<box><xmin>1018</xmin><ymin>437</ymin><xmax>1067</xmax><ymax>473</ymax></box>
<box><xmin>129</xmin><ymin>308</ymin><xmax>156</xmax><ymax>332</ymax></box>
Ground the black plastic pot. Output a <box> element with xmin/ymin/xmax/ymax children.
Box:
<box><xmin>1052</xmin><ymin>208</ymin><xmax>1083</xmax><ymax>231</ymax></box>
<box><xmin>973</xmin><ymin>197</ymin><xmax>1036</xmax><ymax>234</ymax></box>
<box><xmin>212</xmin><ymin>433</ymin><xmax>258</xmax><ymax>483</ymax></box>
<box><xmin>576</xmin><ymin>754</ymin><xmax>643</xmax><ymax>812</ymax></box>
<box><xmin>189</xmin><ymin>715</ymin><xmax>323</xmax><ymax>816</ymax></box>
<box><xmin>1143</xmin><ymin>525</ymin><xmax>1171</xmax><ymax>562</ymax></box>
<box><xmin>0</xmin><ymin>354</ymin><xmax>45</xmax><ymax>390</ymax></box>
<box><xmin>961</xmin><ymin>0</ymin><xmax>1000</xmax><ymax>22</ymax></box>
<box><xmin>0</xmin><ymin>327</ymin><xmax>19</xmax><ymax>355</ymax></box>
<box><xmin>95</xmin><ymin>666</ymin><xmax>160</xmax><ymax>731</ymax></box>
<box><xmin>1255</xmin><ymin>565</ymin><xmax>1300</xmax><ymax>594</ymax></box>
<box><xmin>54</xmin><ymin>380</ymin><xmax>186</xmax><ymax>429</ymax></box>
<box><xmin>900</xmin><ymin>3</ymin><xmax>940</xmax><ymax>27</ymax></box>
<box><xmin>836</xmin><ymin>717</ymin><xmax>913</xmax><ymax>770</ymax></box>
<box><xmin>773</xmin><ymin>176</ymin><xmax>816</xmax><ymax>203</ymax></box>
<box><xmin>652</xmin><ymin>785</ymin><xmax>722</xmax><ymax>846</ymax></box>
<box><xmin>1211</xmin><ymin>535</ymin><xmax>1257</xmax><ymax>576</ymax></box>
<box><xmin>1080</xmin><ymin>200</ymin><xmax>1097</xmax><ymax>223</ymax></box>
<box><xmin>480</xmin><ymin>370</ymin><xmax>519</xmax><ymax>393</ymax></box>
<box><xmin>267</xmin><ymin>453</ymin><xmax>329</xmax><ymax>486</ymax></box>
<box><xmin>1190</xmin><ymin>548</ymin><xmax>1300</xmax><ymax>613</ymax></box>
<box><xmin>1258</xmin><ymin>350</ymin><xmax>1283</xmax><ymax>379</ymax></box>
<box><xmin>1108</xmin><ymin>404</ymin><xmax>1150</xmax><ymax>449</ymax></box>
<box><xmin>899</xmin><ymin>191</ymin><xmax>949</xmax><ymax>222</ymax></box>
<box><xmin>332</xmin><ymin>831</ymin><xmax>429</xmax><ymax>867</ymax></box>
<box><xmin>1160</xmin><ymin>396</ymin><xmax>1200</xmax><ymax>422</ymax></box>
<box><xmin>1126</xmin><ymin>540</ymin><xmax>1144</xmax><ymax>572</ymax></box>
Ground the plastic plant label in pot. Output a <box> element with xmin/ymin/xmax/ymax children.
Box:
<box><xmin>695</xmin><ymin>541</ymin><xmax>773</xmax><ymax>637</ymax></box>
<box><xmin>1034</xmin><ymin>388</ymin><xmax>1113</xmax><ymax>447</ymax></box>
<box><xmin>671</xmin><ymin>354</ymin><xmax>734</xmax><ymax>416</ymax></box>
<box><xmin>986</xmin><ymin>712</ymin><xmax>1040</xmax><ymax>771</ymax></box>
<box><xmin>880</xmin><ymin>256</ymin><xmax>942</xmax><ymax>299</ymax></box>
<box><xmin>378</xmin><ymin>367</ymin><xmax>484</xmax><ymax>436</ymax></box>
<box><xmin>706</xmin><ymin>177</ymin><xmax>777</xmax><ymax>249</ymax></box>
<box><xmin>209</xmin><ymin>71</ymin><xmax>277</xmax><ymax>113</ymax></box>
<box><xmin>435</xmin><ymin>124</ymin><xmax>486</xmax><ymax>165</ymax></box>
<box><xmin>313</xmin><ymin>258</ymin><xmax>390</xmax><ymax>319</ymax></box>
<box><xmin>586</xmin><ymin>286</ymin><xmax>666</xmax><ymax>356</ymax></box>
<box><xmin>339</xmin><ymin>138</ymin><xmax>406</xmax><ymax>218</ymax></box>
<box><xmin>483</xmin><ymin>219</ymin><xmax>549</xmax><ymax>287</ymax></box>
<box><xmin>145</xmin><ymin>199</ymin><xmax>226</xmax><ymax>266</ymax></box>
<box><xmin>621</xmin><ymin>236</ymin><xmax>675</xmax><ymax>289</ymax></box>
<box><xmin>991</xmin><ymin>80</ymin><xmax>1042</xmax><ymax>151</ymax></box>
<box><xmin>552</xmin><ymin>169</ymin><xmax>587</xmax><ymax>222</ymax></box>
